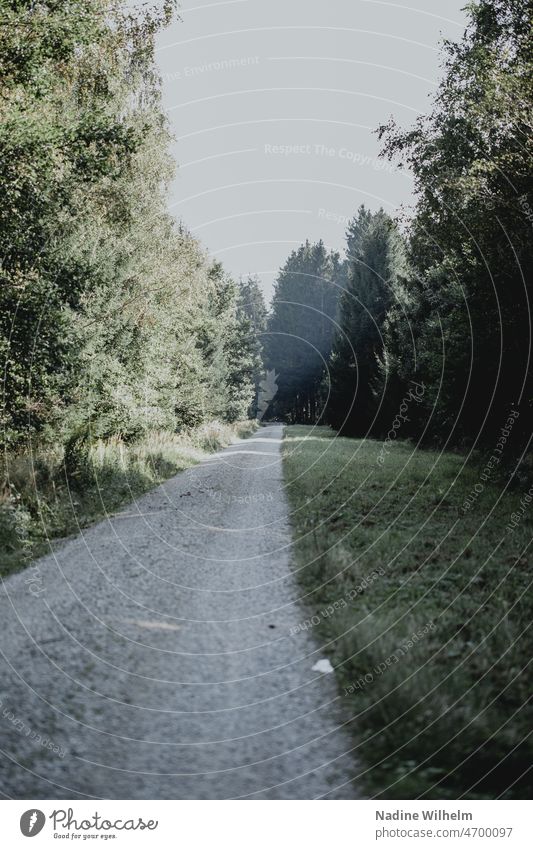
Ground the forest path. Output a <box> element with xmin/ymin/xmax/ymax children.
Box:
<box><xmin>0</xmin><ymin>425</ymin><xmax>357</xmax><ymax>799</ymax></box>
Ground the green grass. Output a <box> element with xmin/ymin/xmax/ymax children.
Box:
<box><xmin>0</xmin><ymin>420</ymin><xmax>256</xmax><ymax>577</ymax></box>
<box><xmin>282</xmin><ymin>425</ymin><xmax>532</xmax><ymax>799</ymax></box>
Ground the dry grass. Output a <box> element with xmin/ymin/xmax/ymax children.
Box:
<box><xmin>0</xmin><ymin>419</ymin><xmax>256</xmax><ymax>576</ymax></box>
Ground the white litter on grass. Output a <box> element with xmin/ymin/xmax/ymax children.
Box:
<box><xmin>312</xmin><ymin>659</ymin><xmax>334</xmax><ymax>674</ymax></box>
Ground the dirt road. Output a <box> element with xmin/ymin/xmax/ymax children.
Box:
<box><xmin>0</xmin><ymin>425</ymin><xmax>357</xmax><ymax>799</ymax></box>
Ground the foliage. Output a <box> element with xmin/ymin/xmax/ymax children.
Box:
<box><xmin>0</xmin><ymin>420</ymin><xmax>256</xmax><ymax>577</ymax></box>
<box><xmin>326</xmin><ymin>207</ymin><xmax>406</xmax><ymax>435</ymax></box>
<box><xmin>0</xmin><ymin>0</ymin><xmax>258</xmax><ymax>451</ymax></box>
<box><xmin>0</xmin><ymin>0</ymin><xmax>261</xmax><ymax>573</ymax></box>
<box><xmin>269</xmin><ymin>1</ymin><xmax>531</xmax><ymax>452</ymax></box>
<box><xmin>265</xmin><ymin>241</ymin><xmax>345</xmax><ymax>422</ymax></box>
<box><xmin>237</xmin><ymin>276</ymin><xmax>268</xmax><ymax>417</ymax></box>
<box><xmin>376</xmin><ymin>0</ymin><xmax>533</xmax><ymax>448</ymax></box>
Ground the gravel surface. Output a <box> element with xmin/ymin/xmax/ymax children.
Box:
<box><xmin>0</xmin><ymin>425</ymin><xmax>358</xmax><ymax>799</ymax></box>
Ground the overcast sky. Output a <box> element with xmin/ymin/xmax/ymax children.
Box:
<box><xmin>155</xmin><ymin>0</ymin><xmax>468</xmax><ymax>300</ymax></box>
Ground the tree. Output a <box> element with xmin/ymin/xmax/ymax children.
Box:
<box><xmin>0</xmin><ymin>0</ymin><xmax>259</xmax><ymax>475</ymax></box>
<box><xmin>236</xmin><ymin>277</ymin><xmax>267</xmax><ymax>417</ymax></box>
<box><xmin>0</xmin><ymin>0</ymin><xmax>176</xmax><ymax>448</ymax></box>
<box><xmin>326</xmin><ymin>208</ymin><xmax>406</xmax><ymax>436</ymax></box>
<box><xmin>265</xmin><ymin>241</ymin><xmax>344</xmax><ymax>422</ymax></box>
<box><xmin>377</xmin><ymin>0</ymin><xmax>533</xmax><ymax>448</ymax></box>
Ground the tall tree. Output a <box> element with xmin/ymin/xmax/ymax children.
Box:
<box><xmin>0</xmin><ymin>0</ymin><xmax>258</xmax><ymax>469</ymax></box>
<box><xmin>265</xmin><ymin>241</ymin><xmax>343</xmax><ymax>422</ymax></box>
<box><xmin>377</xmin><ymin>0</ymin><xmax>533</xmax><ymax>447</ymax></box>
<box><xmin>236</xmin><ymin>277</ymin><xmax>267</xmax><ymax>417</ymax></box>
<box><xmin>326</xmin><ymin>208</ymin><xmax>406</xmax><ymax>435</ymax></box>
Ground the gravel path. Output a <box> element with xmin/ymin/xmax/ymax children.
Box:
<box><xmin>0</xmin><ymin>425</ymin><xmax>357</xmax><ymax>799</ymax></box>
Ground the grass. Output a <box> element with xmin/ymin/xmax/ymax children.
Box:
<box><xmin>0</xmin><ymin>419</ymin><xmax>256</xmax><ymax>577</ymax></box>
<box><xmin>282</xmin><ymin>425</ymin><xmax>532</xmax><ymax>800</ymax></box>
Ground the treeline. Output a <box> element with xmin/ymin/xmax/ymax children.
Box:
<box><xmin>265</xmin><ymin>241</ymin><xmax>345</xmax><ymax>422</ymax></box>
<box><xmin>0</xmin><ymin>0</ymin><xmax>268</xmax><ymax>569</ymax></box>
<box><xmin>0</xmin><ymin>0</ymin><xmax>265</xmax><ymax>459</ymax></box>
<box><xmin>267</xmin><ymin>0</ymin><xmax>532</xmax><ymax>451</ymax></box>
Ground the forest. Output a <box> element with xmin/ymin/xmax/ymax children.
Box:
<box><xmin>267</xmin><ymin>0</ymin><xmax>532</xmax><ymax>458</ymax></box>
<box><xmin>0</xmin><ymin>0</ymin><xmax>531</xmax><ymax>805</ymax></box>
<box><xmin>0</xmin><ymin>0</ymin><xmax>265</xmax><ymax>568</ymax></box>
<box><xmin>1</xmin><ymin>0</ymin><xmax>531</xmax><ymax>566</ymax></box>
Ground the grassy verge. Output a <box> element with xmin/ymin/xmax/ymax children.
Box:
<box><xmin>1</xmin><ymin>420</ymin><xmax>256</xmax><ymax>578</ymax></box>
<box><xmin>282</xmin><ymin>425</ymin><xmax>532</xmax><ymax>799</ymax></box>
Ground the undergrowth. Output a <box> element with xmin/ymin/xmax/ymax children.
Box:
<box><xmin>1</xmin><ymin>420</ymin><xmax>256</xmax><ymax>577</ymax></box>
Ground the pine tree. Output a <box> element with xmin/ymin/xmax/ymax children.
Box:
<box><xmin>265</xmin><ymin>241</ymin><xmax>343</xmax><ymax>422</ymax></box>
<box><xmin>326</xmin><ymin>208</ymin><xmax>406</xmax><ymax>435</ymax></box>
<box><xmin>377</xmin><ymin>0</ymin><xmax>533</xmax><ymax>448</ymax></box>
<box><xmin>236</xmin><ymin>277</ymin><xmax>267</xmax><ymax>417</ymax></box>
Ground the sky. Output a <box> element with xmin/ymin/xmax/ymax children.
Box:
<box><xmin>155</xmin><ymin>0</ymin><xmax>468</xmax><ymax>301</ymax></box>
